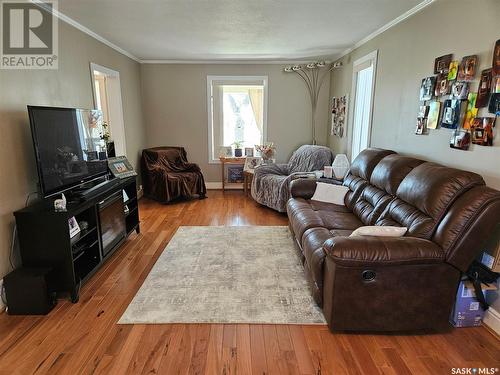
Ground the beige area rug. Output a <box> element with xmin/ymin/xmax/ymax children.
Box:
<box><xmin>119</xmin><ymin>226</ymin><xmax>326</xmax><ymax>325</ymax></box>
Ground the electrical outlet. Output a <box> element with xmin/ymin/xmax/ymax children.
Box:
<box><xmin>0</xmin><ymin>278</ymin><xmax>5</xmax><ymax>313</ymax></box>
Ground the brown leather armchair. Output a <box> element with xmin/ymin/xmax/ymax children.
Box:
<box><xmin>287</xmin><ymin>148</ymin><xmax>500</xmax><ymax>331</ymax></box>
<box><xmin>141</xmin><ymin>147</ymin><xmax>206</xmax><ymax>203</ymax></box>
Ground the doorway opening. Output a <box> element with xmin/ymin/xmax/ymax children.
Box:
<box><xmin>349</xmin><ymin>50</ymin><xmax>378</xmax><ymax>160</ymax></box>
<box><xmin>90</xmin><ymin>63</ymin><xmax>127</xmax><ymax>157</ymax></box>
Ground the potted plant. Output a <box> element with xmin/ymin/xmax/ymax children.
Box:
<box><xmin>100</xmin><ymin>121</ymin><xmax>116</xmax><ymax>157</ymax></box>
<box><xmin>255</xmin><ymin>143</ymin><xmax>276</xmax><ymax>163</ymax></box>
<box><xmin>232</xmin><ymin>141</ymin><xmax>243</xmax><ymax>157</ymax></box>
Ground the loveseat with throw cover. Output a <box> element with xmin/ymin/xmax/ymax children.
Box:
<box><xmin>251</xmin><ymin>145</ymin><xmax>333</xmax><ymax>212</ymax></box>
<box><xmin>141</xmin><ymin>147</ymin><xmax>206</xmax><ymax>203</ymax></box>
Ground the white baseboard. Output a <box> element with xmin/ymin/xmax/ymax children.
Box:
<box><xmin>483</xmin><ymin>307</ymin><xmax>500</xmax><ymax>336</ymax></box>
<box><xmin>206</xmin><ymin>182</ymin><xmax>244</xmax><ymax>190</ymax></box>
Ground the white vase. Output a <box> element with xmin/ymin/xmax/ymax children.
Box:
<box><xmin>332</xmin><ymin>154</ymin><xmax>350</xmax><ymax>179</ymax></box>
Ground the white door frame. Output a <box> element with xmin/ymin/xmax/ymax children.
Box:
<box><xmin>347</xmin><ymin>50</ymin><xmax>378</xmax><ymax>160</ymax></box>
<box><xmin>90</xmin><ymin>62</ymin><xmax>127</xmax><ymax>157</ymax></box>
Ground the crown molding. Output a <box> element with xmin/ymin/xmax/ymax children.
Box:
<box><xmin>140</xmin><ymin>59</ymin><xmax>332</xmax><ymax>65</ymax></box>
<box><xmin>31</xmin><ymin>0</ymin><xmax>140</xmax><ymax>62</ymax></box>
<box><xmin>336</xmin><ymin>0</ymin><xmax>435</xmax><ymax>60</ymax></box>
<box><xmin>32</xmin><ymin>0</ymin><xmax>434</xmax><ymax>65</ymax></box>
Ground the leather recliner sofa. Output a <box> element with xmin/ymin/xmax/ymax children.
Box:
<box><xmin>287</xmin><ymin>148</ymin><xmax>500</xmax><ymax>331</ymax></box>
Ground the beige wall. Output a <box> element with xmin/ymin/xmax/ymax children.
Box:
<box><xmin>329</xmin><ymin>0</ymin><xmax>500</xmax><ymax>188</ymax></box>
<box><xmin>140</xmin><ymin>64</ymin><xmax>330</xmax><ymax>182</ymax></box>
<box><xmin>0</xmin><ymin>22</ymin><xmax>146</xmax><ymax>279</ymax></box>
<box><xmin>328</xmin><ymin>0</ymin><xmax>500</xmax><ymax>309</ymax></box>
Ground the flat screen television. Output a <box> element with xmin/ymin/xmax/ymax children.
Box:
<box><xmin>28</xmin><ymin>106</ymin><xmax>109</xmax><ymax>198</ymax></box>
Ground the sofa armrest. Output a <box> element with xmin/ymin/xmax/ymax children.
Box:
<box><xmin>290</xmin><ymin>179</ymin><xmax>317</xmax><ymax>199</ymax></box>
<box><xmin>323</xmin><ymin>236</ymin><xmax>445</xmax><ymax>266</ymax></box>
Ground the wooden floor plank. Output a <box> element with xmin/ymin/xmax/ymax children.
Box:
<box><xmin>0</xmin><ymin>191</ymin><xmax>497</xmax><ymax>375</ymax></box>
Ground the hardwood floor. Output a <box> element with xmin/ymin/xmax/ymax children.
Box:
<box><xmin>0</xmin><ymin>190</ymin><xmax>498</xmax><ymax>375</ymax></box>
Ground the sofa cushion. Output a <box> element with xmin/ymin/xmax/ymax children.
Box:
<box><xmin>348</xmin><ymin>148</ymin><xmax>396</xmax><ymax>180</ymax></box>
<box><xmin>286</xmin><ymin>198</ymin><xmax>354</xmax><ymax>241</ymax></box>
<box><xmin>341</xmin><ymin>148</ymin><xmax>396</xmax><ymax>209</ymax></box>
<box><xmin>376</xmin><ymin>162</ymin><xmax>485</xmax><ymax>239</ymax></box>
<box><xmin>370</xmin><ymin>155</ymin><xmax>425</xmax><ymax>195</ymax></box>
<box><xmin>314</xmin><ymin>211</ymin><xmax>363</xmax><ymax>234</ymax></box>
<box><xmin>350</xmin><ymin>155</ymin><xmax>425</xmax><ymax>225</ymax></box>
<box><xmin>350</xmin><ymin>226</ymin><xmax>407</xmax><ymax>237</ymax></box>
<box><xmin>311</xmin><ymin>183</ymin><xmax>349</xmax><ymax>205</ymax></box>
<box><xmin>351</xmin><ymin>185</ymin><xmax>394</xmax><ymax>225</ymax></box>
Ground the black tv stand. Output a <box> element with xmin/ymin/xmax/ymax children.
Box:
<box><xmin>14</xmin><ymin>176</ymin><xmax>140</xmax><ymax>305</ymax></box>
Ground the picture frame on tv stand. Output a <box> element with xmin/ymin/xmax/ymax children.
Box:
<box><xmin>108</xmin><ymin>156</ymin><xmax>137</xmax><ymax>179</ymax></box>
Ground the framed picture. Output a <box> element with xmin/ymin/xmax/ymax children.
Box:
<box><xmin>419</xmin><ymin>77</ymin><xmax>435</xmax><ymax>101</ymax></box>
<box><xmin>227</xmin><ymin>165</ymin><xmax>244</xmax><ymax>182</ymax></box>
<box><xmin>476</xmin><ymin>69</ymin><xmax>492</xmax><ymax>108</ymax></box>
<box><xmin>68</xmin><ymin>216</ymin><xmax>81</xmax><ymax>238</ymax></box>
<box><xmin>415</xmin><ymin>118</ymin><xmax>427</xmax><ymax>135</ymax></box>
<box><xmin>243</xmin><ymin>157</ymin><xmax>261</xmax><ymax>172</ymax></box>
<box><xmin>489</xmin><ymin>93</ymin><xmax>500</xmax><ymax>116</ymax></box>
<box><xmin>244</xmin><ymin>147</ymin><xmax>254</xmax><ymax>157</ymax></box>
<box><xmin>494</xmin><ymin>76</ymin><xmax>500</xmax><ymax>94</ymax></box>
<box><xmin>219</xmin><ymin>146</ymin><xmax>233</xmax><ymax>158</ymax></box>
<box><xmin>434</xmin><ymin>54</ymin><xmax>452</xmax><ymax>74</ymax></box>
<box><xmin>435</xmin><ymin>73</ymin><xmax>450</xmax><ymax>96</ymax></box>
<box><xmin>449</xmin><ymin>129</ymin><xmax>471</xmax><ymax>151</ymax></box>
<box><xmin>427</xmin><ymin>101</ymin><xmax>441</xmax><ymax>129</ymax></box>
<box><xmin>463</xmin><ymin>92</ymin><xmax>478</xmax><ymax>130</ymax></box>
<box><xmin>493</xmin><ymin>39</ymin><xmax>500</xmax><ymax>76</ymax></box>
<box><xmin>418</xmin><ymin>105</ymin><xmax>429</xmax><ymax>118</ymax></box>
<box><xmin>451</xmin><ymin>81</ymin><xmax>469</xmax><ymax>100</ymax></box>
<box><xmin>457</xmin><ymin>55</ymin><xmax>478</xmax><ymax>81</ymax></box>
<box><xmin>108</xmin><ymin>156</ymin><xmax>137</xmax><ymax>179</ymax></box>
<box><xmin>447</xmin><ymin>61</ymin><xmax>459</xmax><ymax>81</ymax></box>
<box><xmin>471</xmin><ymin>118</ymin><xmax>495</xmax><ymax>146</ymax></box>
<box><xmin>331</xmin><ymin>94</ymin><xmax>348</xmax><ymax>137</ymax></box>
<box><xmin>441</xmin><ymin>99</ymin><xmax>467</xmax><ymax>129</ymax></box>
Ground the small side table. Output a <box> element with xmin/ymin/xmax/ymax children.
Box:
<box><xmin>219</xmin><ymin>157</ymin><xmax>246</xmax><ymax>192</ymax></box>
<box><xmin>243</xmin><ymin>169</ymin><xmax>254</xmax><ymax>197</ymax></box>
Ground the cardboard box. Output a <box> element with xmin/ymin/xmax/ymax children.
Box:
<box><xmin>479</xmin><ymin>224</ymin><xmax>500</xmax><ymax>272</ymax></box>
<box><xmin>450</xmin><ymin>280</ymin><xmax>497</xmax><ymax>328</ymax></box>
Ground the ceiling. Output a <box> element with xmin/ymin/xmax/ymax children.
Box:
<box><xmin>58</xmin><ymin>0</ymin><xmax>428</xmax><ymax>62</ymax></box>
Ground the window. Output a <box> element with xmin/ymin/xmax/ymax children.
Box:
<box><xmin>349</xmin><ymin>51</ymin><xmax>377</xmax><ymax>160</ymax></box>
<box><xmin>207</xmin><ymin>76</ymin><xmax>268</xmax><ymax>163</ymax></box>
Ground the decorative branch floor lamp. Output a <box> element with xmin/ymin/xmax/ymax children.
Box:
<box><xmin>284</xmin><ymin>61</ymin><xmax>341</xmax><ymax>145</ymax></box>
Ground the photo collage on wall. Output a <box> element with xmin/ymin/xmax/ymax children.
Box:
<box><xmin>416</xmin><ymin>40</ymin><xmax>500</xmax><ymax>151</ymax></box>
<box><xmin>331</xmin><ymin>95</ymin><xmax>348</xmax><ymax>138</ymax></box>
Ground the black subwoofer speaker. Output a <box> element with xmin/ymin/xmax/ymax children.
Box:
<box><xmin>4</xmin><ymin>267</ymin><xmax>57</xmax><ymax>315</ymax></box>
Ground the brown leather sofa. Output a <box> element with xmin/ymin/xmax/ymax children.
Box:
<box><xmin>287</xmin><ymin>148</ymin><xmax>500</xmax><ymax>332</ymax></box>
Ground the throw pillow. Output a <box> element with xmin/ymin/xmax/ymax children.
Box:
<box><xmin>350</xmin><ymin>226</ymin><xmax>408</xmax><ymax>237</ymax></box>
<box><xmin>310</xmin><ymin>182</ymin><xmax>349</xmax><ymax>205</ymax></box>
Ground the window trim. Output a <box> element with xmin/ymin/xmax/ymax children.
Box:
<box><xmin>207</xmin><ymin>75</ymin><xmax>268</xmax><ymax>164</ymax></box>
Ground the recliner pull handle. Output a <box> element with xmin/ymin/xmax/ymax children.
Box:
<box><xmin>362</xmin><ymin>270</ymin><xmax>376</xmax><ymax>282</ymax></box>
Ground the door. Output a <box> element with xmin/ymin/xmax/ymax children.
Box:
<box><xmin>350</xmin><ymin>51</ymin><xmax>378</xmax><ymax>160</ymax></box>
